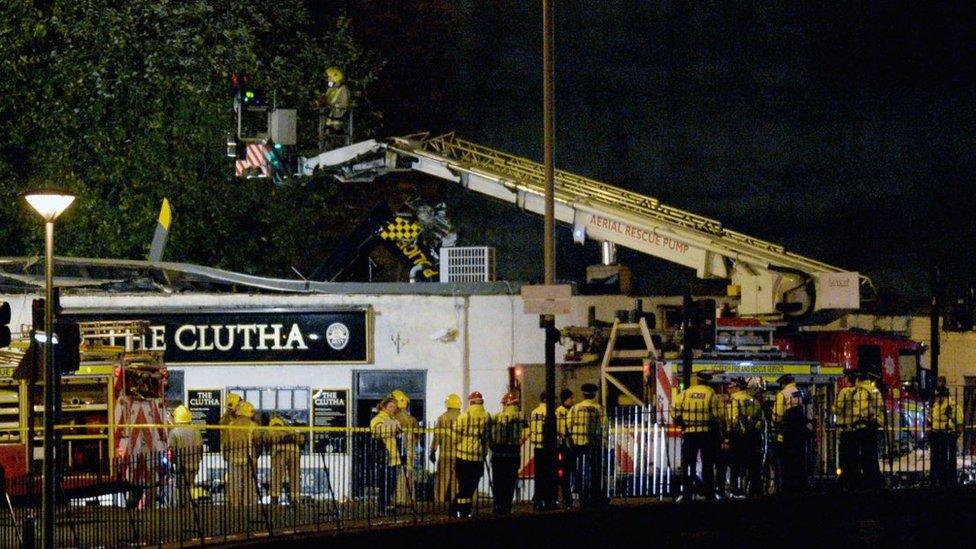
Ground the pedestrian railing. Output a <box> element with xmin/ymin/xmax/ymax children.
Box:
<box><xmin>1</xmin><ymin>387</ymin><xmax>974</xmax><ymax>547</ymax></box>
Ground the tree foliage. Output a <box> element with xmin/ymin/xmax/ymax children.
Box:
<box><xmin>0</xmin><ymin>0</ymin><xmax>382</xmax><ymax>276</ymax></box>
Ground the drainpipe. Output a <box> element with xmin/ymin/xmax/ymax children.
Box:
<box><xmin>930</xmin><ymin>267</ymin><xmax>941</xmax><ymax>395</ymax></box>
<box><xmin>460</xmin><ymin>295</ymin><xmax>471</xmax><ymax>398</ymax></box>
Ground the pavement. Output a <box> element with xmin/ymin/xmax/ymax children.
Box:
<box><xmin>216</xmin><ymin>488</ymin><xmax>976</xmax><ymax>548</ymax></box>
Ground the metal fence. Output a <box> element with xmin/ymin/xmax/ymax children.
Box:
<box><xmin>1</xmin><ymin>387</ymin><xmax>974</xmax><ymax>547</ymax></box>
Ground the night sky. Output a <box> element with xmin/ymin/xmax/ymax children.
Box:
<box><xmin>324</xmin><ymin>1</ymin><xmax>974</xmax><ymax>304</ymax></box>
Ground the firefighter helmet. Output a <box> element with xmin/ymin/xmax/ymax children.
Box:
<box><xmin>238</xmin><ymin>401</ymin><xmax>255</xmax><ymax>418</ymax></box>
<box><xmin>326</xmin><ymin>66</ymin><xmax>344</xmax><ymax>85</ymax></box>
<box><xmin>391</xmin><ymin>389</ymin><xmax>410</xmax><ymax>410</ymax></box>
<box><xmin>501</xmin><ymin>392</ymin><xmax>519</xmax><ymax>406</ymax></box>
<box><xmin>173</xmin><ymin>405</ymin><xmax>192</xmax><ymax>424</ymax></box>
<box><xmin>468</xmin><ymin>391</ymin><xmax>484</xmax><ymax>403</ymax></box>
<box><xmin>227</xmin><ymin>393</ymin><xmax>242</xmax><ymax>409</ymax></box>
<box><xmin>445</xmin><ymin>394</ymin><xmax>462</xmax><ymax>410</ymax></box>
<box><xmin>269</xmin><ymin>416</ymin><xmax>286</xmax><ymax>427</ymax></box>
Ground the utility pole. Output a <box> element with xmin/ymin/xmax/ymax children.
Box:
<box><xmin>930</xmin><ymin>266</ymin><xmax>941</xmax><ymax>394</ymax></box>
<box><xmin>681</xmin><ymin>285</ymin><xmax>693</xmax><ymax>389</ymax></box>
<box><xmin>539</xmin><ymin>0</ymin><xmax>559</xmax><ymax>509</ymax></box>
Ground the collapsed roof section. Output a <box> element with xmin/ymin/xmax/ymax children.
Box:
<box><xmin>0</xmin><ymin>256</ymin><xmax>521</xmax><ymax>296</ymax></box>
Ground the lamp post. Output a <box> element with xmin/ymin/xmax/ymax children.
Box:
<box><xmin>25</xmin><ymin>190</ymin><xmax>75</xmax><ymax>549</ymax></box>
<box><xmin>540</xmin><ymin>0</ymin><xmax>559</xmax><ymax>509</ymax></box>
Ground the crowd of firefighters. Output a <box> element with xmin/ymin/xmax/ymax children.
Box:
<box><xmin>674</xmin><ymin>369</ymin><xmax>965</xmax><ymax>500</ymax></box>
<box><xmin>165</xmin><ymin>393</ymin><xmax>306</xmax><ymax>507</ymax></box>
<box><xmin>371</xmin><ymin>383</ymin><xmax>607</xmax><ymax>518</ymax></box>
<box><xmin>155</xmin><ymin>370</ymin><xmax>965</xmax><ymax>512</ymax></box>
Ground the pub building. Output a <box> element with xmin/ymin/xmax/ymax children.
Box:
<box><xmin>0</xmin><ymin>261</ymin><xmax>652</xmax><ymax>493</ymax></box>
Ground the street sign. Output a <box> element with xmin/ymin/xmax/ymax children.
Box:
<box><xmin>522</xmin><ymin>284</ymin><xmax>572</xmax><ymax>315</ymax></box>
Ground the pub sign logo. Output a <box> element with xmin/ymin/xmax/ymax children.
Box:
<box><xmin>326</xmin><ymin>322</ymin><xmax>350</xmax><ymax>350</ymax></box>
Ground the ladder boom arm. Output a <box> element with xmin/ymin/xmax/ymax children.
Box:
<box><xmin>301</xmin><ymin>134</ymin><xmax>866</xmax><ymax>316</ymax></box>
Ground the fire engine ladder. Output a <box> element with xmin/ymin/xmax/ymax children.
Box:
<box><xmin>303</xmin><ymin>133</ymin><xmax>870</xmax><ymax>317</ymax></box>
<box><xmin>599</xmin><ymin>318</ymin><xmax>659</xmax><ymax>408</ymax></box>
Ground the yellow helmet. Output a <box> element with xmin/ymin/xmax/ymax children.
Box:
<box><xmin>173</xmin><ymin>405</ymin><xmax>192</xmax><ymax>424</ymax></box>
<box><xmin>326</xmin><ymin>66</ymin><xmax>344</xmax><ymax>84</ymax></box>
<box><xmin>269</xmin><ymin>416</ymin><xmax>286</xmax><ymax>427</ymax></box>
<box><xmin>238</xmin><ymin>401</ymin><xmax>255</xmax><ymax>418</ymax></box>
<box><xmin>445</xmin><ymin>394</ymin><xmax>462</xmax><ymax>410</ymax></box>
<box><xmin>391</xmin><ymin>389</ymin><xmax>409</xmax><ymax>410</ymax></box>
<box><xmin>227</xmin><ymin>393</ymin><xmax>241</xmax><ymax>409</ymax></box>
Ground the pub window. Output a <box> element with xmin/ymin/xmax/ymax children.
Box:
<box><xmin>228</xmin><ymin>385</ymin><xmax>310</xmax><ymax>434</ymax></box>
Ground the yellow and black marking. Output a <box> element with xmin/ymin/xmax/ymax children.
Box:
<box><xmin>379</xmin><ymin>217</ymin><xmax>421</xmax><ymax>241</ymax></box>
<box><xmin>148</xmin><ymin>198</ymin><xmax>172</xmax><ymax>262</ymax></box>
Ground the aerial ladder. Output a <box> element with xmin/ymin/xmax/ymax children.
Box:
<box><xmin>300</xmin><ymin>133</ymin><xmax>868</xmax><ymax>319</ymax></box>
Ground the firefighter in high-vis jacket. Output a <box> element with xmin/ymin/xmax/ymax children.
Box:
<box><xmin>568</xmin><ymin>383</ymin><xmax>606</xmax><ymax>508</ymax></box>
<box><xmin>224</xmin><ymin>401</ymin><xmax>260</xmax><ymax>506</ymax></box>
<box><xmin>529</xmin><ymin>391</ymin><xmax>550</xmax><ymax>509</ymax></box>
<box><xmin>451</xmin><ymin>391</ymin><xmax>489</xmax><ymax>518</ymax></box>
<box><xmin>168</xmin><ymin>405</ymin><xmax>203</xmax><ymax>505</ymax></box>
<box><xmin>773</xmin><ymin>374</ymin><xmax>811</xmax><ymax>495</ymax></box>
<box><xmin>833</xmin><ymin>369</ymin><xmax>860</xmax><ymax>490</ymax></box>
<box><xmin>930</xmin><ymin>385</ymin><xmax>963</xmax><ymax>487</ymax></box>
<box><xmin>852</xmin><ymin>371</ymin><xmax>884</xmax><ymax>490</ymax></box>
<box><xmin>530</xmin><ymin>388</ymin><xmax>575</xmax><ymax>509</ymax></box>
<box><xmin>556</xmin><ymin>389</ymin><xmax>575</xmax><ymax>506</ymax></box>
<box><xmin>220</xmin><ymin>393</ymin><xmax>242</xmax><ymax>425</ymax></box>
<box><xmin>314</xmin><ymin>66</ymin><xmax>351</xmax><ymax>151</ymax></box>
<box><xmin>725</xmin><ymin>378</ymin><xmax>764</xmax><ymax>497</ymax></box>
<box><xmin>430</xmin><ymin>394</ymin><xmax>461</xmax><ymax>503</ymax></box>
<box><xmin>490</xmin><ymin>392</ymin><xmax>525</xmax><ymax>515</ymax></box>
<box><xmin>390</xmin><ymin>389</ymin><xmax>418</xmax><ymax>505</ymax></box>
<box><xmin>369</xmin><ymin>397</ymin><xmax>401</xmax><ymax>511</ymax></box>
<box><xmin>265</xmin><ymin>416</ymin><xmax>305</xmax><ymax>505</ymax></box>
<box><xmin>674</xmin><ymin>371</ymin><xmax>723</xmax><ymax>501</ymax></box>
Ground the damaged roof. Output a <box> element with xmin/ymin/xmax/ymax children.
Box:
<box><xmin>0</xmin><ymin>257</ymin><xmax>524</xmax><ymax>295</ymax></box>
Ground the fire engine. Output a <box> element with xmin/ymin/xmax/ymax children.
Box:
<box><xmin>0</xmin><ymin>320</ymin><xmax>168</xmax><ymax>497</ymax></box>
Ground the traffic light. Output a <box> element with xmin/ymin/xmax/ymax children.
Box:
<box><xmin>54</xmin><ymin>319</ymin><xmax>81</xmax><ymax>374</ymax></box>
<box><xmin>0</xmin><ymin>301</ymin><xmax>10</xmax><ymax>348</ymax></box>
<box><xmin>32</xmin><ymin>297</ymin><xmax>80</xmax><ymax>373</ymax></box>
<box><xmin>266</xmin><ymin>142</ymin><xmax>287</xmax><ymax>185</ymax></box>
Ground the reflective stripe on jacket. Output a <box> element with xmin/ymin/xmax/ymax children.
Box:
<box><xmin>431</xmin><ymin>409</ymin><xmax>460</xmax><ymax>457</ymax></box>
<box><xmin>453</xmin><ymin>404</ymin><xmax>489</xmax><ymax>461</ymax></box>
<box><xmin>491</xmin><ymin>404</ymin><xmax>525</xmax><ymax>457</ymax></box>
<box><xmin>932</xmin><ymin>397</ymin><xmax>963</xmax><ymax>432</ymax></box>
<box><xmin>568</xmin><ymin>399</ymin><xmax>604</xmax><ymax>446</ymax></box>
<box><xmin>833</xmin><ymin>385</ymin><xmax>857</xmax><ymax>431</ymax></box>
<box><xmin>852</xmin><ymin>380</ymin><xmax>884</xmax><ymax>428</ymax></box>
<box><xmin>773</xmin><ymin>383</ymin><xmax>804</xmax><ymax>425</ymax></box>
<box><xmin>370</xmin><ymin>411</ymin><xmax>401</xmax><ymax>466</ymax></box>
<box><xmin>529</xmin><ymin>403</ymin><xmax>569</xmax><ymax>446</ymax></box>
<box><xmin>726</xmin><ymin>391</ymin><xmax>762</xmax><ymax>435</ymax></box>
<box><xmin>674</xmin><ymin>384</ymin><xmax>721</xmax><ymax>434</ymax></box>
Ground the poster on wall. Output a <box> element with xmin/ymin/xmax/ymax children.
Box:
<box><xmin>186</xmin><ymin>388</ymin><xmax>222</xmax><ymax>451</ymax></box>
<box><xmin>311</xmin><ymin>388</ymin><xmax>348</xmax><ymax>454</ymax></box>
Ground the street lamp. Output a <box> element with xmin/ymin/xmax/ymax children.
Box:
<box><xmin>25</xmin><ymin>189</ymin><xmax>75</xmax><ymax>549</ymax></box>
<box><xmin>539</xmin><ymin>0</ymin><xmax>559</xmax><ymax>510</ymax></box>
